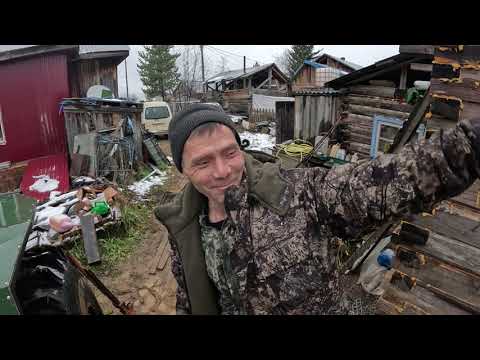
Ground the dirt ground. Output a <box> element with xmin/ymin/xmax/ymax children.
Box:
<box><xmin>93</xmin><ymin>139</ymin><xmax>188</xmax><ymax>315</ymax></box>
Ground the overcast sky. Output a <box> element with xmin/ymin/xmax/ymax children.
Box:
<box><xmin>117</xmin><ymin>45</ymin><xmax>400</xmax><ymax>100</ymax></box>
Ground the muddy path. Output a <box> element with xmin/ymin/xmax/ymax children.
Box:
<box><xmin>93</xmin><ymin>139</ymin><xmax>188</xmax><ymax>315</ymax></box>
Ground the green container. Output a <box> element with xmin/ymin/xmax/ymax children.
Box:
<box><xmin>90</xmin><ymin>201</ymin><xmax>110</xmax><ymax>216</ymax></box>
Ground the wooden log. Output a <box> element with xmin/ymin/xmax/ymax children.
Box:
<box><xmin>399</xmin><ymin>45</ymin><xmax>435</xmax><ymax>55</ymax></box>
<box><xmin>369</xmin><ymin>80</ymin><xmax>396</xmax><ymax>87</ymax></box>
<box><xmin>347</xmin><ymin>104</ymin><xmax>409</xmax><ymax>119</ymax></box>
<box><xmin>410</xmin><ymin>63</ymin><xmax>433</xmax><ymax>72</ymax></box>
<box><xmin>346</xmin><ymin>142</ymin><xmax>371</xmax><ymax>156</ymax></box>
<box><xmin>346</xmin><ymin>127</ymin><xmax>372</xmax><ymax>138</ymax></box>
<box><xmin>348</xmin><ymin>85</ymin><xmax>397</xmax><ymax>98</ymax></box>
<box><xmin>347</xmin><ymin>133</ymin><xmax>372</xmax><ymax>145</ymax></box>
<box><xmin>431</xmin><ymin>78</ymin><xmax>480</xmax><ymax>104</ymax></box>
<box><xmin>342</xmin><ymin>112</ymin><xmax>374</xmax><ymax>123</ymax></box>
<box><xmin>345</xmin><ymin>95</ymin><xmax>414</xmax><ymax>113</ymax></box>
<box><xmin>80</xmin><ymin>214</ymin><xmax>101</xmax><ymax>265</ymax></box>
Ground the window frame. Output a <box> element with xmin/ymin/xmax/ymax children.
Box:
<box><xmin>370</xmin><ymin>115</ymin><xmax>426</xmax><ymax>159</ymax></box>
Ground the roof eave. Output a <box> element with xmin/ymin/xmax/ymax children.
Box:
<box><xmin>0</xmin><ymin>45</ymin><xmax>78</xmax><ymax>63</ymax></box>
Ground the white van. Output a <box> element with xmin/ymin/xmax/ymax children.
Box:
<box><xmin>141</xmin><ymin>101</ymin><xmax>172</xmax><ymax>136</ymax></box>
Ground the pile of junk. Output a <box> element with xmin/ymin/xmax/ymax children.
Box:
<box><xmin>26</xmin><ymin>176</ymin><xmax>123</xmax><ymax>258</ymax></box>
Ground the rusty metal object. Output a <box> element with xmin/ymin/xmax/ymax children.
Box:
<box><xmin>65</xmin><ymin>252</ymin><xmax>135</xmax><ymax>315</ymax></box>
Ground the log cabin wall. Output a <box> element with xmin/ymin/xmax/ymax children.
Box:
<box><xmin>341</xmin><ymin>85</ymin><xmax>414</xmax><ymax>158</ymax></box>
<box><xmin>429</xmin><ymin>45</ymin><xmax>480</xmax><ymax>211</ymax></box>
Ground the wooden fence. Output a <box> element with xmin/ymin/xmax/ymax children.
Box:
<box><xmin>249</xmin><ymin>108</ymin><xmax>275</xmax><ymax>123</ymax></box>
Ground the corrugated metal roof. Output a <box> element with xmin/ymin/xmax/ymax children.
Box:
<box><xmin>311</xmin><ymin>53</ymin><xmax>363</xmax><ymax>71</ymax></box>
<box><xmin>325</xmin><ymin>53</ymin><xmax>433</xmax><ymax>89</ymax></box>
<box><xmin>0</xmin><ymin>45</ymin><xmax>36</xmax><ymax>52</ymax></box>
<box><xmin>20</xmin><ymin>154</ymin><xmax>70</xmax><ymax>201</ymax></box>
<box><xmin>207</xmin><ymin>63</ymin><xmax>287</xmax><ymax>83</ymax></box>
<box><xmin>292</xmin><ymin>87</ymin><xmax>342</xmax><ymax>96</ymax></box>
<box><xmin>79</xmin><ymin>45</ymin><xmax>130</xmax><ymax>54</ymax></box>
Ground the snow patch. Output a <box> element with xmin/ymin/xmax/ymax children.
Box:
<box><xmin>240</xmin><ymin>131</ymin><xmax>275</xmax><ymax>155</ymax></box>
<box><xmin>128</xmin><ymin>172</ymin><xmax>168</xmax><ymax>198</ymax></box>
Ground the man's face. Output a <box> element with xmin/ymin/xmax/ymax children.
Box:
<box><xmin>182</xmin><ymin>124</ymin><xmax>245</xmax><ymax>205</ymax></box>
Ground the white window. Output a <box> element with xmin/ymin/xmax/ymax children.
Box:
<box><xmin>0</xmin><ymin>107</ymin><xmax>5</xmax><ymax>145</ymax></box>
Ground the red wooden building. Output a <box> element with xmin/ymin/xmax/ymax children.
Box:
<box><xmin>0</xmin><ymin>45</ymin><xmax>129</xmax><ymax>192</ymax></box>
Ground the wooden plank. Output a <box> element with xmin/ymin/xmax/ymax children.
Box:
<box><xmin>399</xmin><ymin>64</ymin><xmax>408</xmax><ymax>90</ymax></box>
<box><xmin>430</xmin><ymin>96</ymin><xmax>461</xmax><ymax>121</ymax></box>
<box><xmin>410</xmin><ymin>63</ymin><xmax>433</xmax><ymax>72</ymax></box>
<box><xmin>393</xmin><ymin>246</ymin><xmax>480</xmax><ymax>309</ymax></box>
<box><xmin>149</xmin><ymin>231</ymin><xmax>169</xmax><ymax>274</ymax></box>
<box><xmin>406</xmin><ymin>211</ymin><xmax>480</xmax><ymax>250</ymax></box>
<box><xmin>460</xmin><ymin>100</ymin><xmax>480</xmax><ymax>121</ymax></box>
<box><xmin>80</xmin><ymin>214</ymin><xmax>101</xmax><ymax>265</ymax></box>
<box><xmin>348</xmin><ymin>104</ymin><xmax>409</xmax><ymax>120</ymax></box>
<box><xmin>431</xmin><ymin>63</ymin><xmax>461</xmax><ymax>79</ymax></box>
<box><xmin>378</xmin><ymin>279</ymin><xmax>470</xmax><ymax>315</ymax></box>
<box><xmin>434</xmin><ymin>45</ymin><xmax>480</xmax><ymax>64</ymax></box>
<box><xmin>391</xmin><ymin>231</ymin><xmax>480</xmax><ymax>277</ymax></box>
<box><xmin>70</xmin><ymin>153</ymin><xmax>90</xmax><ymax>177</ymax></box>
<box><xmin>349</xmin><ymin>85</ymin><xmax>396</xmax><ymax>98</ymax></box>
<box><xmin>426</xmin><ymin>114</ymin><xmax>457</xmax><ymax>130</ymax></box>
<box><xmin>431</xmin><ymin>78</ymin><xmax>480</xmax><ymax>104</ymax></box>
<box><xmin>345</xmin><ymin>96</ymin><xmax>413</xmax><ymax>113</ymax></box>
<box><xmin>460</xmin><ymin>68</ymin><xmax>480</xmax><ymax>82</ymax></box>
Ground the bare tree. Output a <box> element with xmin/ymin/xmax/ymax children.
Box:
<box><xmin>273</xmin><ymin>48</ymin><xmax>290</xmax><ymax>77</ymax></box>
<box><xmin>175</xmin><ymin>45</ymin><xmax>217</xmax><ymax>105</ymax></box>
<box><xmin>216</xmin><ymin>56</ymin><xmax>229</xmax><ymax>74</ymax></box>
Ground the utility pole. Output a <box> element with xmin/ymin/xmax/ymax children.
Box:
<box><xmin>200</xmin><ymin>45</ymin><xmax>205</xmax><ymax>95</ymax></box>
<box><xmin>124</xmin><ymin>57</ymin><xmax>129</xmax><ymax>99</ymax></box>
<box><xmin>243</xmin><ymin>56</ymin><xmax>246</xmax><ymax>73</ymax></box>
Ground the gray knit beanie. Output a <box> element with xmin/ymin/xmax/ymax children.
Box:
<box><xmin>168</xmin><ymin>103</ymin><xmax>242</xmax><ymax>172</ymax></box>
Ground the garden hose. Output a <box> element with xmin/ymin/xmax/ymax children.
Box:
<box><xmin>276</xmin><ymin>140</ymin><xmax>314</xmax><ymax>162</ymax></box>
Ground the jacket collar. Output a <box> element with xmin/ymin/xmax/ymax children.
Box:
<box><xmin>155</xmin><ymin>152</ymin><xmax>292</xmax><ymax>235</ymax></box>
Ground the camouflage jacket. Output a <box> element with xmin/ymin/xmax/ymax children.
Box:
<box><xmin>154</xmin><ymin>120</ymin><xmax>480</xmax><ymax>315</ymax></box>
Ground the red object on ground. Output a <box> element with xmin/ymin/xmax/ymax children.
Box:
<box><xmin>20</xmin><ymin>154</ymin><xmax>70</xmax><ymax>201</ymax></box>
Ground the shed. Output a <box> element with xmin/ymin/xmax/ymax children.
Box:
<box><xmin>0</xmin><ymin>45</ymin><xmax>129</xmax><ymax>193</ymax></box>
<box><xmin>291</xmin><ymin>53</ymin><xmax>362</xmax><ymax>93</ymax></box>
<box><xmin>325</xmin><ymin>52</ymin><xmax>434</xmax><ymax>159</ymax></box>
<box><xmin>205</xmin><ymin>63</ymin><xmax>289</xmax><ymax>115</ymax></box>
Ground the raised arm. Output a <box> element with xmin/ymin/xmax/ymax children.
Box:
<box><xmin>311</xmin><ymin>119</ymin><xmax>480</xmax><ymax>240</ymax></box>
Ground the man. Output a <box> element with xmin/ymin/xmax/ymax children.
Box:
<box><xmin>155</xmin><ymin>103</ymin><xmax>480</xmax><ymax>315</ymax></box>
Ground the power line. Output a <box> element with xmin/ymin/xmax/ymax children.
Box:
<box><xmin>205</xmin><ymin>45</ymin><xmax>264</xmax><ymax>66</ymax></box>
<box><xmin>203</xmin><ymin>46</ymin><xmax>252</xmax><ymax>72</ymax></box>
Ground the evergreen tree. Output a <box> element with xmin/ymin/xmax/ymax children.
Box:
<box><xmin>137</xmin><ymin>45</ymin><xmax>180</xmax><ymax>100</ymax></box>
<box><xmin>287</xmin><ymin>45</ymin><xmax>317</xmax><ymax>78</ymax></box>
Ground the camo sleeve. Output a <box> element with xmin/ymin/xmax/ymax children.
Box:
<box><xmin>312</xmin><ymin>119</ymin><xmax>480</xmax><ymax>240</ymax></box>
<box><xmin>168</xmin><ymin>235</ymin><xmax>192</xmax><ymax>315</ymax></box>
